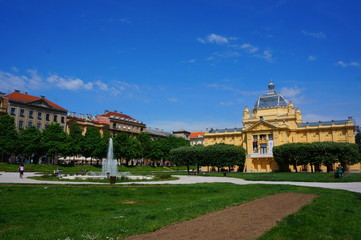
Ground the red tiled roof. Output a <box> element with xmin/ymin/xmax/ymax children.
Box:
<box><xmin>190</xmin><ymin>132</ymin><xmax>205</xmax><ymax>138</ymax></box>
<box><xmin>99</xmin><ymin>111</ymin><xmax>137</xmax><ymax>121</ymax></box>
<box><xmin>67</xmin><ymin>116</ymin><xmax>106</xmax><ymax>125</ymax></box>
<box><xmin>5</xmin><ymin>91</ymin><xmax>67</xmax><ymax>111</ymax></box>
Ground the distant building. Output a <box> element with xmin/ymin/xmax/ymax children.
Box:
<box><xmin>190</xmin><ymin>131</ymin><xmax>206</xmax><ymax>145</ymax></box>
<box><xmin>96</xmin><ymin>110</ymin><xmax>146</xmax><ymax>136</ymax></box>
<box><xmin>66</xmin><ymin>112</ymin><xmax>109</xmax><ymax>136</ymax></box>
<box><xmin>146</xmin><ymin>127</ymin><xmax>172</xmax><ymax>139</ymax></box>
<box><xmin>204</xmin><ymin>81</ymin><xmax>357</xmax><ymax>172</ymax></box>
<box><xmin>0</xmin><ymin>92</ymin><xmax>9</xmax><ymax>116</ymax></box>
<box><xmin>4</xmin><ymin>90</ymin><xmax>67</xmax><ymax>131</ymax></box>
<box><xmin>172</xmin><ymin>129</ymin><xmax>191</xmax><ymax>140</ymax></box>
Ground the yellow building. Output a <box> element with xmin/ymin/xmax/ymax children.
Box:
<box><xmin>204</xmin><ymin>81</ymin><xmax>358</xmax><ymax>172</ymax></box>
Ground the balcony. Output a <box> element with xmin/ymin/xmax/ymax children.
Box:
<box><xmin>247</xmin><ymin>153</ymin><xmax>273</xmax><ymax>158</ymax></box>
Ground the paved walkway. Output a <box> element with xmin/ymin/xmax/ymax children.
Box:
<box><xmin>1</xmin><ymin>172</ymin><xmax>361</xmax><ymax>193</ymax></box>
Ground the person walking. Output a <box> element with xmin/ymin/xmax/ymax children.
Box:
<box><xmin>18</xmin><ymin>163</ymin><xmax>25</xmax><ymax>179</ymax></box>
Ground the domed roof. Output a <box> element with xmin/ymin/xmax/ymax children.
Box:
<box><xmin>254</xmin><ymin>81</ymin><xmax>289</xmax><ymax>110</ymax></box>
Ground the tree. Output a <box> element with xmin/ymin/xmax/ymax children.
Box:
<box><xmin>138</xmin><ymin>132</ymin><xmax>153</xmax><ymax>162</ymax></box>
<box><xmin>0</xmin><ymin>115</ymin><xmax>18</xmax><ymax>162</ymax></box>
<box><xmin>42</xmin><ymin>123</ymin><xmax>67</xmax><ymax>164</ymax></box>
<box><xmin>148</xmin><ymin>139</ymin><xmax>165</xmax><ymax>166</ymax></box>
<box><xmin>67</xmin><ymin>124</ymin><xmax>83</xmax><ymax>161</ymax></box>
<box><xmin>17</xmin><ymin>126</ymin><xmax>43</xmax><ymax>163</ymax></box>
<box><xmin>82</xmin><ymin>127</ymin><xmax>102</xmax><ymax>164</ymax></box>
<box><xmin>273</xmin><ymin>143</ymin><xmax>307</xmax><ymax>172</ymax></box>
<box><xmin>113</xmin><ymin>132</ymin><xmax>129</xmax><ymax>164</ymax></box>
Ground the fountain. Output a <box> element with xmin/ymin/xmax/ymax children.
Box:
<box><xmin>59</xmin><ymin>138</ymin><xmax>153</xmax><ymax>181</ymax></box>
<box><xmin>102</xmin><ymin>138</ymin><xmax>118</xmax><ymax>177</ymax></box>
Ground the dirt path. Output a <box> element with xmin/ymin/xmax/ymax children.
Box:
<box><xmin>126</xmin><ymin>193</ymin><xmax>317</xmax><ymax>240</ymax></box>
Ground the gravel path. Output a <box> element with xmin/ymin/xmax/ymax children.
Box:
<box><xmin>0</xmin><ymin>172</ymin><xmax>360</xmax><ymax>193</ymax></box>
<box><xmin>126</xmin><ymin>193</ymin><xmax>318</xmax><ymax>240</ymax></box>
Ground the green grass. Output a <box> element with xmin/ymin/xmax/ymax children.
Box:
<box><xmin>0</xmin><ymin>183</ymin><xmax>360</xmax><ymax>240</ymax></box>
<box><xmin>0</xmin><ymin>163</ymin><xmax>177</xmax><ymax>174</ymax></box>
<box><xmin>205</xmin><ymin>172</ymin><xmax>361</xmax><ymax>182</ymax></box>
<box><xmin>29</xmin><ymin>174</ymin><xmax>178</xmax><ymax>183</ymax></box>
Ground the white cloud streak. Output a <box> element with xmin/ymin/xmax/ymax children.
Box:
<box><xmin>197</xmin><ymin>33</ymin><xmax>230</xmax><ymax>45</ymax></box>
<box><xmin>302</xmin><ymin>30</ymin><xmax>326</xmax><ymax>39</ymax></box>
<box><xmin>336</xmin><ymin>61</ymin><xmax>361</xmax><ymax>68</ymax></box>
<box><xmin>0</xmin><ymin>68</ymin><xmax>139</xmax><ymax>96</ymax></box>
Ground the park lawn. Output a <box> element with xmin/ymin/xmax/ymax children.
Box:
<box><xmin>0</xmin><ymin>163</ymin><xmax>173</xmax><ymax>174</ymax></box>
<box><xmin>29</xmin><ymin>174</ymin><xmax>178</xmax><ymax>183</ymax></box>
<box><xmin>0</xmin><ymin>183</ymin><xmax>360</xmax><ymax>240</ymax></box>
<box><xmin>210</xmin><ymin>172</ymin><xmax>361</xmax><ymax>182</ymax></box>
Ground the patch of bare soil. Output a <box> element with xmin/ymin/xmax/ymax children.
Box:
<box><xmin>126</xmin><ymin>193</ymin><xmax>317</xmax><ymax>240</ymax></box>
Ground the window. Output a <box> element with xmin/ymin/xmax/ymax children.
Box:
<box><xmin>37</xmin><ymin>122</ymin><xmax>41</xmax><ymax>129</ymax></box>
<box><xmin>260</xmin><ymin>134</ymin><xmax>266</xmax><ymax>140</ymax></box>
<box><xmin>253</xmin><ymin>135</ymin><xmax>258</xmax><ymax>141</ymax></box>
<box><xmin>61</xmin><ymin>116</ymin><xmax>65</xmax><ymax>123</ymax></box>
<box><xmin>10</xmin><ymin>107</ymin><xmax>16</xmax><ymax>115</ymax></box>
<box><xmin>20</xmin><ymin>109</ymin><xmax>25</xmax><ymax>117</ymax></box>
<box><xmin>29</xmin><ymin>110</ymin><xmax>33</xmax><ymax>118</ymax></box>
<box><xmin>28</xmin><ymin>121</ymin><xmax>32</xmax><ymax>127</ymax></box>
<box><xmin>19</xmin><ymin>120</ymin><xmax>23</xmax><ymax>129</ymax></box>
<box><xmin>112</xmin><ymin>123</ymin><xmax>116</xmax><ymax>129</ymax></box>
<box><xmin>268</xmin><ymin>134</ymin><xmax>273</xmax><ymax>140</ymax></box>
<box><xmin>46</xmin><ymin>114</ymin><xmax>50</xmax><ymax>121</ymax></box>
<box><xmin>54</xmin><ymin>115</ymin><xmax>58</xmax><ymax>122</ymax></box>
<box><xmin>260</xmin><ymin>144</ymin><xmax>267</xmax><ymax>154</ymax></box>
<box><xmin>38</xmin><ymin>112</ymin><xmax>42</xmax><ymax>119</ymax></box>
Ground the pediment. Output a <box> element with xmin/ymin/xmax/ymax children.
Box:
<box><xmin>28</xmin><ymin>99</ymin><xmax>53</xmax><ymax>109</ymax></box>
<box><xmin>245</xmin><ymin>120</ymin><xmax>278</xmax><ymax>132</ymax></box>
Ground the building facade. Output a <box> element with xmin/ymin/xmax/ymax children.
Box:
<box><xmin>96</xmin><ymin>110</ymin><xmax>146</xmax><ymax>136</ymax></box>
<box><xmin>66</xmin><ymin>113</ymin><xmax>109</xmax><ymax>136</ymax></box>
<box><xmin>204</xmin><ymin>81</ymin><xmax>358</xmax><ymax>172</ymax></box>
<box><xmin>172</xmin><ymin>129</ymin><xmax>191</xmax><ymax>140</ymax></box>
<box><xmin>5</xmin><ymin>90</ymin><xmax>67</xmax><ymax>131</ymax></box>
<box><xmin>0</xmin><ymin>92</ymin><xmax>9</xmax><ymax>116</ymax></box>
<box><xmin>190</xmin><ymin>131</ymin><xmax>206</xmax><ymax>145</ymax></box>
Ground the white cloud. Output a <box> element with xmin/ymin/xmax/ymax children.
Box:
<box><xmin>255</xmin><ymin>49</ymin><xmax>275</xmax><ymax>62</ymax></box>
<box><xmin>182</xmin><ymin>59</ymin><xmax>196</xmax><ymax>63</ymax></box>
<box><xmin>280</xmin><ymin>86</ymin><xmax>306</xmax><ymax>104</ymax></box>
<box><xmin>240</xmin><ymin>43</ymin><xmax>259</xmax><ymax>53</ymax></box>
<box><xmin>148</xmin><ymin>120</ymin><xmax>240</xmax><ymax>132</ymax></box>
<box><xmin>0</xmin><ymin>71</ymin><xmax>28</xmax><ymax>92</ymax></box>
<box><xmin>308</xmin><ymin>56</ymin><xmax>316</xmax><ymax>61</ymax></box>
<box><xmin>94</xmin><ymin>81</ymin><xmax>109</xmax><ymax>91</ymax></box>
<box><xmin>206</xmin><ymin>56</ymin><xmax>215</xmax><ymax>61</ymax></box>
<box><xmin>197</xmin><ymin>37</ymin><xmax>206</xmax><ymax>44</ymax></box>
<box><xmin>206</xmin><ymin>83</ymin><xmax>239</xmax><ymax>93</ymax></box>
<box><xmin>207</xmin><ymin>33</ymin><xmax>229</xmax><ymax>44</ymax></box>
<box><xmin>198</xmin><ymin>33</ymin><xmax>230</xmax><ymax>45</ymax></box>
<box><xmin>47</xmin><ymin>74</ymin><xmax>93</xmax><ymax>90</ymax></box>
<box><xmin>302</xmin><ymin>30</ymin><xmax>326</xmax><ymax>39</ymax></box>
<box><xmin>0</xmin><ymin>68</ymin><xmax>124</xmax><ymax>96</ymax></box>
<box><xmin>336</xmin><ymin>61</ymin><xmax>361</xmax><ymax>67</ymax></box>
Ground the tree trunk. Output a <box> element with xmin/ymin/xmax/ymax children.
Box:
<box><xmin>293</xmin><ymin>164</ymin><xmax>298</xmax><ymax>173</ymax></box>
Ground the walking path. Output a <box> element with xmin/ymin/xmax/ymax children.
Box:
<box><xmin>1</xmin><ymin>172</ymin><xmax>361</xmax><ymax>193</ymax></box>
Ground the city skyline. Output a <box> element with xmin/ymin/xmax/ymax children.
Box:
<box><xmin>0</xmin><ymin>1</ymin><xmax>360</xmax><ymax>132</ymax></box>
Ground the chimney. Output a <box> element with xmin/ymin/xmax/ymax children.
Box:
<box><xmin>25</xmin><ymin>92</ymin><xmax>28</xmax><ymax>95</ymax></box>
<box><xmin>114</xmin><ymin>110</ymin><xmax>117</xmax><ymax>113</ymax></box>
<box><xmin>104</xmin><ymin>110</ymin><xmax>109</xmax><ymax>114</ymax></box>
<box><xmin>15</xmin><ymin>90</ymin><xmax>20</xmax><ymax>93</ymax></box>
<box><xmin>40</xmin><ymin>95</ymin><xmax>45</xmax><ymax>98</ymax></box>
<box><xmin>0</xmin><ymin>92</ymin><xmax>4</xmax><ymax>97</ymax></box>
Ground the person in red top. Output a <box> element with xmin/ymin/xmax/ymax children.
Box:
<box><xmin>18</xmin><ymin>163</ymin><xmax>25</xmax><ymax>179</ymax></box>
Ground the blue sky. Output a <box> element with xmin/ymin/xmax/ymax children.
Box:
<box><xmin>0</xmin><ymin>0</ymin><xmax>360</xmax><ymax>132</ymax></box>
